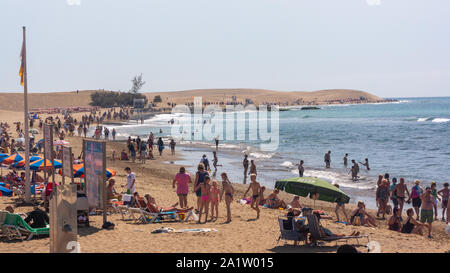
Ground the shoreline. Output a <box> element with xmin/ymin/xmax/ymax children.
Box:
<box><xmin>1</xmin><ymin>110</ymin><xmax>449</xmax><ymax>253</ymax></box>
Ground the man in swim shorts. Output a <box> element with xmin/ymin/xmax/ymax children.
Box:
<box><xmin>243</xmin><ymin>173</ymin><xmax>261</xmax><ymax>219</ymax></box>
<box><xmin>420</xmin><ymin>187</ymin><xmax>434</xmax><ymax>238</ymax></box>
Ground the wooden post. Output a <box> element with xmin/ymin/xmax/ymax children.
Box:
<box><xmin>22</xmin><ymin>26</ymin><xmax>31</xmax><ymax>203</ymax></box>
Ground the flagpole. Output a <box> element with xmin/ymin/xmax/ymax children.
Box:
<box><xmin>22</xmin><ymin>26</ymin><xmax>31</xmax><ymax>203</ymax></box>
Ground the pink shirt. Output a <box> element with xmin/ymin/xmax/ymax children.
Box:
<box><xmin>175</xmin><ymin>173</ymin><xmax>190</xmax><ymax>194</ymax></box>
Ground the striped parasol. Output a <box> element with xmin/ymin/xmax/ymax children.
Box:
<box><xmin>1</xmin><ymin>153</ymin><xmax>24</xmax><ymax>165</ymax></box>
<box><xmin>12</xmin><ymin>156</ymin><xmax>44</xmax><ymax>168</ymax></box>
<box><xmin>29</xmin><ymin>158</ymin><xmax>62</xmax><ymax>171</ymax></box>
<box><xmin>67</xmin><ymin>163</ymin><xmax>116</xmax><ymax>178</ymax></box>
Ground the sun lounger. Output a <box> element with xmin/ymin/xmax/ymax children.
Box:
<box><xmin>306</xmin><ymin>214</ymin><xmax>369</xmax><ymax>246</ymax></box>
<box><xmin>276</xmin><ymin>216</ymin><xmax>307</xmax><ymax>246</ymax></box>
<box><xmin>1</xmin><ymin>212</ymin><xmax>49</xmax><ymax>241</ymax></box>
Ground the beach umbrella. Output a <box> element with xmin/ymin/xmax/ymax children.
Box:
<box><xmin>63</xmin><ymin>163</ymin><xmax>116</xmax><ymax>178</ymax></box>
<box><xmin>12</xmin><ymin>156</ymin><xmax>44</xmax><ymax>168</ymax></box>
<box><xmin>0</xmin><ymin>153</ymin><xmax>9</xmax><ymax>161</ymax></box>
<box><xmin>29</xmin><ymin>158</ymin><xmax>62</xmax><ymax>171</ymax></box>
<box><xmin>275</xmin><ymin>176</ymin><xmax>350</xmax><ymax>204</ymax></box>
<box><xmin>1</xmin><ymin>153</ymin><xmax>24</xmax><ymax>165</ymax></box>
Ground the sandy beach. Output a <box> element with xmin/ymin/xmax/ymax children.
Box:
<box><xmin>0</xmin><ymin>108</ymin><xmax>449</xmax><ymax>253</ymax></box>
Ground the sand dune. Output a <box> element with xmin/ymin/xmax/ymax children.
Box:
<box><xmin>0</xmin><ymin>88</ymin><xmax>383</xmax><ymax>111</ymax></box>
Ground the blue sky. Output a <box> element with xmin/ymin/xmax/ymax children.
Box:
<box><xmin>1</xmin><ymin>0</ymin><xmax>449</xmax><ymax>98</ymax></box>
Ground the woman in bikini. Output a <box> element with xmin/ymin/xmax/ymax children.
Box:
<box><xmin>195</xmin><ymin>176</ymin><xmax>211</xmax><ymax>224</ymax></box>
<box><xmin>220</xmin><ymin>172</ymin><xmax>234</xmax><ymax>223</ymax></box>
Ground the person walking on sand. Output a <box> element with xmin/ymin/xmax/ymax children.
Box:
<box><xmin>408</xmin><ymin>180</ymin><xmax>423</xmax><ymax>220</ymax></box>
<box><xmin>242</xmin><ymin>173</ymin><xmax>261</xmax><ymax>219</ymax></box>
<box><xmin>343</xmin><ymin>153</ymin><xmax>348</xmax><ymax>167</ymax></box>
<box><xmin>395</xmin><ymin>178</ymin><xmax>410</xmax><ymax>215</ymax></box>
<box><xmin>420</xmin><ymin>187</ymin><xmax>434</xmax><ymax>238</ymax></box>
<box><xmin>243</xmin><ymin>154</ymin><xmax>249</xmax><ymax>184</ymax></box>
<box><xmin>324</xmin><ymin>151</ymin><xmax>331</xmax><ymax>168</ymax></box>
<box><xmin>220</xmin><ymin>172</ymin><xmax>234</xmax><ymax>223</ymax></box>
<box><xmin>390</xmin><ymin>177</ymin><xmax>398</xmax><ymax>209</ymax></box>
<box><xmin>194</xmin><ymin>163</ymin><xmax>208</xmax><ymax>212</ymax></box>
<box><xmin>438</xmin><ymin>183</ymin><xmax>449</xmax><ymax>221</ymax></box>
<box><xmin>172</xmin><ymin>167</ymin><xmax>191</xmax><ymax>208</ymax></box>
<box><xmin>195</xmin><ymin>176</ymin><xmax>211</xmax><ymax>224</ymax></box>
<box><xmin>125</xmin><ymin>167</ymin><xmax>136</xmax><ymax>194</ymax></box>
<box><xmin>157</xmin><ymin>137</ymin><xmax>164</xmax><ymax>156</ymax></box>
<box><xmin>334</xmin><ymin>184</ymin><xmax>349</xmax><ymax>223</ymax></box>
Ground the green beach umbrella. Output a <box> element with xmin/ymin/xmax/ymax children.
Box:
<box><xmin>275</xmin><ymin>176</ymin><xmax>350</xmax><ymax>204</ymax></box>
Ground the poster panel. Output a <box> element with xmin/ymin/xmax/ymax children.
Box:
<box><xmin>84</xmin><ymin>140</ymin><xmax>105</xmax><ymax>208</ymax></box>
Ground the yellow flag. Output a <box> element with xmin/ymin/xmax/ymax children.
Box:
<box><xmin>19</xmin><ymin>40</ymin><xmax>25</xmax><ymax>86</ymax></box>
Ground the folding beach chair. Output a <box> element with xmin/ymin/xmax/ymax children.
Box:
<box><xmin>306</xmin><ymin>214</ymin><xmax>369</xmax><ymax>247</ymax></box>
<box><xmin>276</xmin><ymin>216</ymin><xmax>307</xmax><ymax>246</ymax></box>
<box><xmin>1</xmin><ymin>212</ymin><xmax>49</xmax><ymax>241</ymax></box>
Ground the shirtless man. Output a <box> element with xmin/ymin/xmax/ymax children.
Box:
<box><xmin>242</xmin><ymin>154</ymin><xmax>249</xmax><ymax>184</ymax></box>
<box><xmin>343</xmin><ymin>153</ymin><xmax>348</xmax><ymax>166</ymax></box>
<box><xmin>394</xmin><ymin>178</ymin><xmax>410</xmax><ymax>214</ymax></box>
<box><xmin>243</xmin><ymin>174</ymin><xmax>261</xmax><ymax>219</ymax></box>
<box><xmin>420</xmin><ymin>187</ymin><xmax>434</xmax><ymax>238</ymax></box>
<box><xmin>249</xmin><ymin>160</ymin><xmax>257</xmax><ymax>176</ymax></box>
<box><xmin>220</xmin><ymin>172</ymin><xmax>234</xmax><ymax>223</ymax></box>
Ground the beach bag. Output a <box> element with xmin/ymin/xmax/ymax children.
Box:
<box><xmin>102</xmin><ymin>221</ymin><xmax>115</xmax><ymax>230</ymax></box>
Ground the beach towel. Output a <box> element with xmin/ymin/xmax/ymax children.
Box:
<box><xmin>151</xmin><ymin>227</ymin><xmax>218</xmax><ymax>234</ymax></box>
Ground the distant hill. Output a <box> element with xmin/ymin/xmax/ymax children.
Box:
<box><xmin>0</xmin><ymin>88</ymin><xmax>383</xmax><ymax>111</ymax></box>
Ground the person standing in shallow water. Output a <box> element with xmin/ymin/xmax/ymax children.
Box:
<box><xmin>243</xmin><ymin>154</ymin><xmax>249</xmax><ymax>184</ymax></box>
<box><xmin>297</xmin><ymin>160</ymin><xmax>304</xmax><ymax>177</ymax></box>
<box><xmin>324</xmin><ymin>150</ymin><xmax>331</xmax><ymax>168</ymax></box>
<box><xmin>360</xmin><ymin>158</ymin><xmax>370</xmax><ymax>171</ymax></box>
<box><xmin>343</xmin><ymin>153</ymin><xmax>348</xmax><ymax>167</ymax></box>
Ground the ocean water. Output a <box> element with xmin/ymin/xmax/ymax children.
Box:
<box><xmin>102</xmin><ymin>97</ymin><xmax>450</xmax><ymax>208</ymax></box>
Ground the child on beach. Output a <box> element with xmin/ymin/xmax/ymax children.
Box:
<box><xmin>243</xmin><ymin>173</ymin><xmax>261</xmax><ymax>219</ymax></box>
<box><xmin>220</xmin><ymin>172</ymin><xmax>234</xmax><ymax>223</ymax></box>
<box><xmin>194</xmin><ymin>175</ymin><xmax>211</xmax><ymax>224</ymax></box>
<box><xmin>438</xmin><ymin>183</ymin><xmax>449</xmax><ymax>221</ymax></box>
<box><xmin>210</xmin><ymin>180</ymin><xmax>220</xmax><ymax>220</ymax></box>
